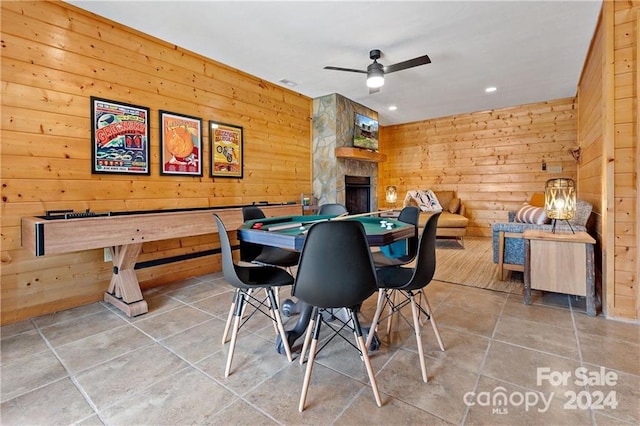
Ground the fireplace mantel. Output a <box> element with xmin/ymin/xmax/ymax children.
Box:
<box><xmin>335</xmin><ymin>147</ymin><xmax>387</xmax><ymax>163</ymax></box>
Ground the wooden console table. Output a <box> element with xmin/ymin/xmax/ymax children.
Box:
<box><xmin>523</xmin><ymin>230</ymin><xmax>596</xmax><ymax>316</ymax></box>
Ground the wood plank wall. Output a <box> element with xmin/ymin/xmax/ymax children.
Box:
<box><xmin>379</xmin><ymin>98</ymin><xmax>578</xmax><ymax>237</ymax></box>
<box><xmin>576</xmin><ymin>1</ymin><xmax>638</xmax><ymax>321</ymax></box>
<box><xmin>0</xmin><ymin>1</ymin><xmax>312</xmax><ymax>325</ymax></box>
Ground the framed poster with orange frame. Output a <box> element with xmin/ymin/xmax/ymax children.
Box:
<box><xmin>209</xmin><ymin>121</ymin><xmax>243</xmax><ymax>178</ymax></box>
<box><xmin>159</xmin><ymin>110</ymin><xmax>202</xmax><ymax>176</ymax></box>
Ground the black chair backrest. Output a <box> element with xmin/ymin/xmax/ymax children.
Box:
<box><xmin>293</xmin><ymin>221</ymin><xmax>377</xmax><ymax>309</ymax></box>
<box><xmin>213</xmin><ymin>214</ymin><xmax>247</xmax><ymax>289</ymax></box>
<box><xmin>317</xmin><ymin>203</ymin><xmax>348</xmax><ymax>216</ymax></box>
<box><xmin>404</xmin><ymin>212</ymin><xmax>440</xmax><ymax>291</ymax></box>
<box><xmin>242</xmin><ymin>206</ymin><xmax>266</xmax><ymax>221</ymax></box>
<box><xmin>396</xmin><ymin>206</ymin><xmax>420</xmax><ymax>261</ymax></box>
<box><xmin>240</xmin><ymin>206</ymin><xmax>266</xmax><ymax>262</ymax></box>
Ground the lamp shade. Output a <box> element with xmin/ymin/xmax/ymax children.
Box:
<box><xmin>545</xmin><ymin>178</ymin><xmax>576</xmax><ymax>220</ymax></box>
<box><xmin>367</xmin><ymin>62</ymin><xmax>384</xmax><ymax>88</ymax></box>
<box><xmin>385</xmin><ymin>185</ymin><xmax>397</xmax><ymax>205</ymax></box>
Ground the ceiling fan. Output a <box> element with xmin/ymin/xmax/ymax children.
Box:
<box><xmin>324</xmin><ymin>49</ymin><xmax>431</xmax><ymax>94</ymax></box>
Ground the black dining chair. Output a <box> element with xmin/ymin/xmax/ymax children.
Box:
<box><xmin>317</xmin><ymin>203</ymin><xmax>348</xmax><ymax>216</ymax></box>
<box><xmin>222</xmin><ymin>206</ymin><xmax>301</xmax><ymax>345</ymax></box>
<box><xmin>371</xmin><ymin>206</ymin><xmax>420</xmax><ymax>267</ymax></box>
<box><xmin>213</xmin><ymin>214</ymin><xmax>294</xmax><ymax>377</ymax></box>
<box><xmin>292</xmin><ymin>220</ymin><xmax>382</xmax><ymax>412</ymax></box>
<box><xmin>365</xmin><ymin>212</ymin><xmax>444</xmax><ymax>383</ymax></box>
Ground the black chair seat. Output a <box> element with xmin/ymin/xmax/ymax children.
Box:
<box><xmin>252</xmin><ymin>247</ymin><xmax>300</xmax><ymax>267</ymax></box>
<box><xmin>236</xmin><ymin>265</ymin><xmax>294</xmax><ymax>287</ymax></box>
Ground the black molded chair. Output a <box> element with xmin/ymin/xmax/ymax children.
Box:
<box><xmin>371</xmin><ymin>206</ymin><xmax>420</xmax><ymax>267</ymax></box>
<box><xmin>317</xmin><ymin>203</ymin><xmax>348</xmax><ymax>216</ymax></box>
<box><xmin>213</xmin><ymin>214</ymin><xmax>294</xmax><ymax>377</ymax></box>
<box><xmin>240</xmin><ymin>206</ymin><xmax>300</xmax><ymax>267</ymax></box>
<box><xmin>293</xmin><ymin>220</ymin><xmax>382</xmax><ymax>411</ymax></box>
<box><xmin>365</xmin><ymin>212</ymin><xmax>444</xmax><ymax>383</ymax></box>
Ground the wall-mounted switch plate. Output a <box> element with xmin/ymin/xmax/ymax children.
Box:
<box><xmin>548</xmin><ymin>165</ymin><xmax>563</xmax><ymax>173</ymax></box>
<box><xmin>104</xmin><ymin>247</ymin><xmax>112</xmax><ymax>262</ymax></box>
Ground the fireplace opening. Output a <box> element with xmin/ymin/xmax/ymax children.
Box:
<box><xmin>345</xmin><ymin>175</ymin><xmax>371</xmax><ymax>214</ymax></box>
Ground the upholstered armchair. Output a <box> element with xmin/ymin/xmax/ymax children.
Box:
<box><xmin>492</xmin><ymin>198</ymin><xmax>593</xmax><ymax>281</ymax></box>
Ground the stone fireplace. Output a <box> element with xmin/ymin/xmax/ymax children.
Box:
<box><xmin>311</xmin><ymin>93</ymin><xmax>380</xmax><ymax>211</ymax></box>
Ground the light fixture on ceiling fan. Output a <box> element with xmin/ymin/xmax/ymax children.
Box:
<box><xmin>325</xmin><ymin>49</ymin><xmax>431</xmax><ymax>94</ymax></box>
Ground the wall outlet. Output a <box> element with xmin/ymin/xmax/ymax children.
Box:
<box><xmin>548</xmin><ymin>165</ymin><xmax>563</xmax><ymax>173</ymax></box>
<box><xmin>103</xmin><ymin>247</ymin><xmax>112</xmax><ymax>262</ymax></box>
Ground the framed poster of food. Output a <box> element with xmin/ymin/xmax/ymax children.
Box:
<box><xmin>91</xmin><ymin>97</ymin><xmax>150</xmax><ymax>175</ymax></box>
<box><xmin>209</xmin><ymin>121</ymin><xmax>243</xmax><ymax>178</ymax></box>
<box><xmin>159</xmin><ymin>111</ymin><xmax>203</xmax><ymax>176</ymax></box>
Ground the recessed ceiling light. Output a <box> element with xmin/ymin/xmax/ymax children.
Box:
<box><xmin>277</xmin><ymin>78</ymin><xmax>298</xmax><ymax>88</ymax></box>
<box><xmin>388</xmin><ymin>105</ymin><xmax>398</xmax><ymax>111</ymax></box>
<box><xmin>485</xmin><ymin>86</ymin><xmax>497</xmax><ymax>93</ymax></box>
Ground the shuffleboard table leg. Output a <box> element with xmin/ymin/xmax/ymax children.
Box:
<box><xmin>104</xmin><ymin>243</ymin><xmax>149</xmax><ymax>317</ymax></box>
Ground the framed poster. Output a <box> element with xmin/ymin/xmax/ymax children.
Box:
<box><xmin>159</xmin><ymin>110</ymin><xmax>203</xmax><ymax>176</ymax></box>
<box><xmin>91</xmin><ymin>97</ymin><xmax>150</xmax><ymax>175</ymax></box>
<box><xmin>209</xmin><ymin>121</ymin><xmax>243</xmax><ymax>178</ymax></box>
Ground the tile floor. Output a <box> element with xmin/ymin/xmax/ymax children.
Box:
<box><xmin>1</xmin><ymin>273</ymin><xmax>639</xmax><ymax>425</ymax></box>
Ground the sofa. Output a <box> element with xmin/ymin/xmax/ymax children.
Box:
<box><xmin>404</xmin><ymin>190</ymin><xmax>469</xmax><ymax>246</ymax></box>
<box><xmin>492</xmin><ymin>193</ymin><xmax>593</xmax><ymax>280</ymax></box>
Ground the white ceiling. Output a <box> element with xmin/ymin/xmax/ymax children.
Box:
<box><xmin>67</xmin><ymin>1</ymin><xmax>602</xmax><ymax>126</ymax></box>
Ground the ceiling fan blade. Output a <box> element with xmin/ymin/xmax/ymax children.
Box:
<box><xmin>324</xmin><ymin>66</ymin><xmax>367</xmax><ymax>74</ymax></box>
<box><xmin>369</xmin><ymin>86</ymin><xmax>380</xmax><ymax>95</ymax></box>
<box><xmin>384</xmin><ymin>54</ymin><xmax>431</xmax><ymax>74</ymax></box>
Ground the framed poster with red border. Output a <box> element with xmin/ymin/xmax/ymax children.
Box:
<box><xmin>91</xmin><ymin>97</ymin><xmax>150</xmax><ymax>175</ymax></box>
<box><xmin>159</xmin><ymin>110</ymin><xmax>203</xmax><ymax>176</ymax></box>
<box><xmin>209</xmin><ymin>121</ymin><xmax>243</xmax><ymax>178</ymax></box>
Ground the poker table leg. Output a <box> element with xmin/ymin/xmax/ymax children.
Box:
<box><xmin>275</xmin><ymin>302</ymin><xmax>313</xmax><ymax>355</ymax></box>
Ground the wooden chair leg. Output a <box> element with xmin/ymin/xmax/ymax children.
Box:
<box><xmin>365</xmin><ymin>290</ymin><xmax>385</xmax><ymax>349</ymax></box>
<box><xmin>268</xmin><ymin>288</ymin><xmax>293</xmax><ymax>362</ymax></box>
<box><xmin>410</xmin><ymin>293</ymin><xmax>428</xmax><ymax>383</ymax></box>
<box><xmin>224</xmin><ymin>291</ymin><xmax>245</xmax><ymax>377</ymax></box>
<box><xmin>422</xmin><ymin>293</ymin><xmax>445</xmax><ymax>351</ymax></box>
<box><xmin>299</xmin><ymin>311</ymin><xmax>321</xmax><ymax>412</ymax></box>
<box><xmin>351</xmin><ymin>309</ymin><xmax>382</xmax><ymax>407</ymax></box>
<box><xmin>222</xmin><ymin>289</ymin><xmax>239</xmax><ymax>344</ymax></box>
<box><xmin>299</xmin><ymin>307</ymin><xmax>318</xmax><ymax>365</ymax></box>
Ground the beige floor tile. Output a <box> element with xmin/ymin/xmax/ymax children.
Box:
<box><xmin>165</xmin><ymin>279</ymin><xmax>230</xmax><ymax>304</ymax></box>
<box><xmin>38</xmin><ymin>309</ymin><xmax>129</xmax><ymax>348</ymax></box>
<box><xmin>210</xmin><ymin>399</ymin><xmax>279</xmax><ymax>425</ymax></box>
<box><xmin>99</xmin><ymin>367</ymin><xmax>237</xmax><ymax>425</ymax></box>
<box><xmin>191</xmin><ymin>288</ymin><xmax>236</xmax><ymax>318</ymax></box>
<box><xmin>114</xmin><ymin>291</ymin><xmax>185</xmax><ymax>322</ymax></box>
<box><xmin>55</xmin><ymin>325</ymin><xmax>153</xmax><ymax>374</ymax></box>
<box><xmin>197</xmin><ymin>332</ymin><xmax>293</xmax><ymax>396</ymax></box>
<box><xmin>1</xmin><ymin>329</ymin><xmax>51</xmax><ymax>365</ymax></box>
<box><xmin>133</xmin><ymin>305</ymin><xmax>214</xmax><ymax>340</ymax></box>
<box><xmin>337</xmin><ymin>388</ymin><xmax>454</xmax><ymax>425</ymax></box>
<box><xmin>0</xmin><ymin>319</ymin><xmax>36</xmax><ymax>337</ymax></box>
<box><xmin>574</xmin><ymin>314</ymin><xmax>640</xmax><ymax>345</ymax></box>
<box><xmin>376</xmin><ymin>349</ymin><xmax>479</xmax><ymax>424</ymax></box>
<box><xmin>434</xmin><ymin>304</ymin><xmax>500</xmax><ymax>337</ymax></box>
<box><xmin>244</xmin><ymin>360</ymin><xmax>370</xmax><ymax>423</ymax></box>
<box><xmin>442</xmin><ymin>285</ymin><xmax>508</xmax><ymax>315</ymax></box>
<box><xmin>493</xmin><ymin>316</ymin><xmax>580</xmax><ymax>359</ymax></box>
<box><xmin>482</xmin><ymin>340</ymin><xmax>584</xmax><ymax>398</ymax></box>
<box><xmin>588</xmin><ymin>369</ymin><xmax>640</xmax><ymax>425</ymax></box>
<box><xmin>501</xmin><ymin>297</ymin><xmax>574</xmax><ymax>329</ymax></box>
<box><xmin>0</xmin><ymin>378</ymin><xmax>94</xmax><ymax>425</ymax></box>
<box><xmin>159</xmin><ymin>317</ymin><xmax>226</xmax><ymax>363</ymax></box>
<box><xmin>579</xmin><ymin>332</ymin><xmax>640</xmax><ymax>376</ymax></box>
<box><xmin>32</xmin><ymin>303</ymin><xmax>111</xmax><ymax>328</ymax></box>
<box><xmin>1</xmin><ymin>350</ymin><xmax>68</xmax><ymax>402</ymax></box>
<box><xmin>422</xmin><ymin>326</ymin><xmax>490</xmax><ymax>373</ymax></box>
<box><xmin>74</xmin><ymin>344</ymin><xmax>187</xmax><ymax>410</ymax></box>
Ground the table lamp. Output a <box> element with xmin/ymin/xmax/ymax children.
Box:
<box><xmin>385</xmin><ymin>185</ymin><xmax>398</xmax><ymax>209</ymax></box>
<box><xmin>544</xmin><ymin>178</ymin><xmax>576</xmax><ymax>233</ymax></box>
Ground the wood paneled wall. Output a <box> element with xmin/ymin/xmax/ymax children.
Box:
<box><xmin>577</xmin><ymin>1</ymin><xmax>638</xmax><ymax>321</ymax></box>
<box><xmin>379</xmin><ymin>98</ymin><xmax>578</xmax><ymax>237</ymax></box>
<box><xmin>0</xmin><ymin>1</ymin><xmax>312</xmax><ymax>324</ymax></box>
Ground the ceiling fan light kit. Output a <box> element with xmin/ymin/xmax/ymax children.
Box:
<box><xmin>325</xmin><ymin>49</ymin><xmax>431</xmax><ymax>93</ymax></box>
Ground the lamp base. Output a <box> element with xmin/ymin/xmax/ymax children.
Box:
<box><xmin>550</xmin><ymin>219</ymin><xmax>575</xmax><ymax>234</ymax></box>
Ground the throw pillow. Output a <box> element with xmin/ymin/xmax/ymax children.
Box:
<box><xmin>404</xmin><ymin>190</ymin><xmax>443</xmax><ymax>212</ymax></box>
<box><xmin>515</xmin><ymin>203</ymin><xmax>548</xmax><ymax>225</ymax></box>
<box><xmin>448</xmin><ymin>197</ymin><xmax>461</xmax><ymax>214</ymax></box>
